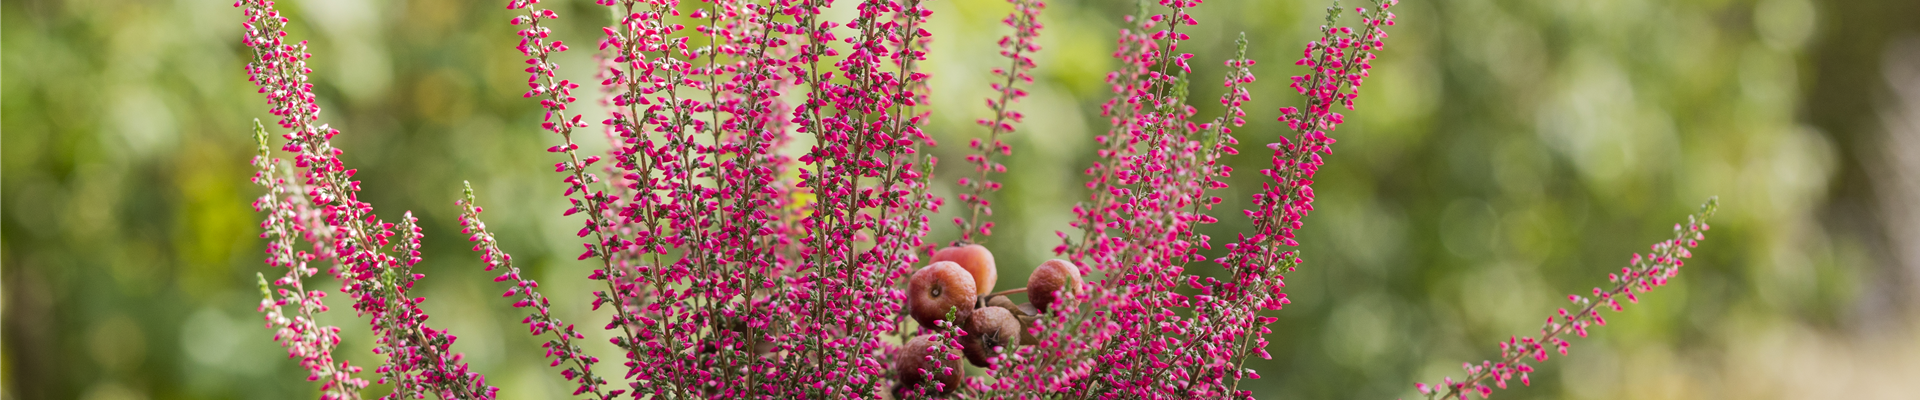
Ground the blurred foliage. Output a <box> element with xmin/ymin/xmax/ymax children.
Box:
<box><xmin>5</xmin><ymin>0</ymin><xmax>1919</xmax><ymax>399</ymax></box>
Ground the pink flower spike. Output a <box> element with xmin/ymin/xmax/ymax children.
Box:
<box><xmin>1417</xmin><ymin>198</ymin><xmax>1717</xmax><ymax>400</ymax></box>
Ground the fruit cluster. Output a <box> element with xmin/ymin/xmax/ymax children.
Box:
<box><xmin>895</xmin><ymin>245</ymin><xmax>1084</xmax><ymax>395</ymax></box>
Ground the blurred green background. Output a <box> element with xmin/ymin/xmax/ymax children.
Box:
<box><xmin>6</xmin><ymin>0</ymin><xmax>1920</xmax><ymax>398</ymax></box>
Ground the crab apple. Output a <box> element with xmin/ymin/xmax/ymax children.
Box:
<box><xmin>908</xmin><ymin>261</ymin><xmax>977</xmax><ymax>329</ymax></box>
<box><xmin>960</xmin><ymin>306</ymin><xmax>1022</xmax><ymax>367</ymax></box>
<box><xmin>1026</xmin><ymin>259</ymin><xmax>1083</xmax><ymax>313</ymax></box>
<box><xmin>893</xmin><ymin>334</ymin><xmax>963</xmax><ymax>396</ymax></box>
<box><xmin>931</xmin><ymin>244</ymin><xmax>998</xmax><ymax>296</ymax></box>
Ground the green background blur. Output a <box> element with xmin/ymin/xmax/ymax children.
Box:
<box><xmin>6</xmin><ymin>0</ymin><xmax>1920</xmax><ymax>398</ymax></box>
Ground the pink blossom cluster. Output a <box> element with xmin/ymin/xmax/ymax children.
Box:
<box><xmin>239</xmin><ymin>1</ymin><xmax>494</xmax><ymax>398</ymax></box>
<box><xmin>978</xmin><ymin>1</ymin><xmax>1396</xmax><ymax>397</ymax></box>
<box><xmin>511</xmin><ymin>0</ymin><xmax>941</xmax><ymax>396</ymax></box>
<box><xmin>1198</xmin><ymin>2</ymin><xmax>1397</xmax><ymax>395</ymax></box>
<box><xmin>1416</xmin><ymin>198</ymin><xmax>1719</xmax><ymax>400</ymax></box>
<box><xmin>953</xmin><ymin>0</ymin><xmax>1045</xmax><ymax>244</ymax></box>
<box><xmin>1014</xmin><ymin>1</ymin><xmax>1237</xmax><ymax>395</ymax></box>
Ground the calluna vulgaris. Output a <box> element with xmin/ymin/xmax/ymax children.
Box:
<box><xmin>238</xmin><ymin>0</ymin><xmax>1717</xmax><ymax>398</ymax></box>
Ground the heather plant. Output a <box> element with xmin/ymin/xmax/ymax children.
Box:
<box><xmin>231</xmin><ymin>0</ymin><xmax>1725</xmax><ymax>398</ymax></box>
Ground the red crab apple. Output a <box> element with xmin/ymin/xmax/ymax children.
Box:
<box><xmin>931</xmin><ymin>244</ymin><xmax>997</xmax><ymax>296</ymax></box>
<box><xmin>894</xmin><ymin>334</ymin><xmax>963</xmax><ymax>396</ymax></box>
<box><xmin>908</xmin><ymin>261</ymin><xmax>977</xmax><ymax>329</ymax></box>
<box><xmin>1026</xmin><ymin>259</ymin><xmax>1083</xmax><ymax>313</ymax></box>
<box><xmin>960</xmin><ymin>305</ymin><xmax>1021</xmax><ymax>367</ymax></box>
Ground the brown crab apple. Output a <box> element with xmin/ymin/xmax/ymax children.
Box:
<box><xmin>907</xmin><ymin>261</ymin><xmax>976</xmax><ymax>329</ymax></box>
<box><xmin>959</xmin><ymin>305</ymin><xmax>1022</xmax><ymax>367</ymax></box>
<box><xmin>1026</xmin><ymin>259</ymin><xmax>1083</xmax><ymax>314</ymax></box>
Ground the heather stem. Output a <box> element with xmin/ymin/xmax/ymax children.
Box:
<box><xmin>956</xmin><ymin>0</ymin><xmax>1044</xmax><ymax>245</ymax></box>
<box><xmin>249</xmin><ymin>118</ymin><xmax>367</xmax><ymax>400</ymax></box>
<box><xmin>458</xmin><ymin>182</ymin><xmax>613</xmax><ymax>399</ymax></box>
<box><xmin>1422</xmin><ymin>199</ymin><xmax>1718</xmax><ymax>400</ymax></box>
